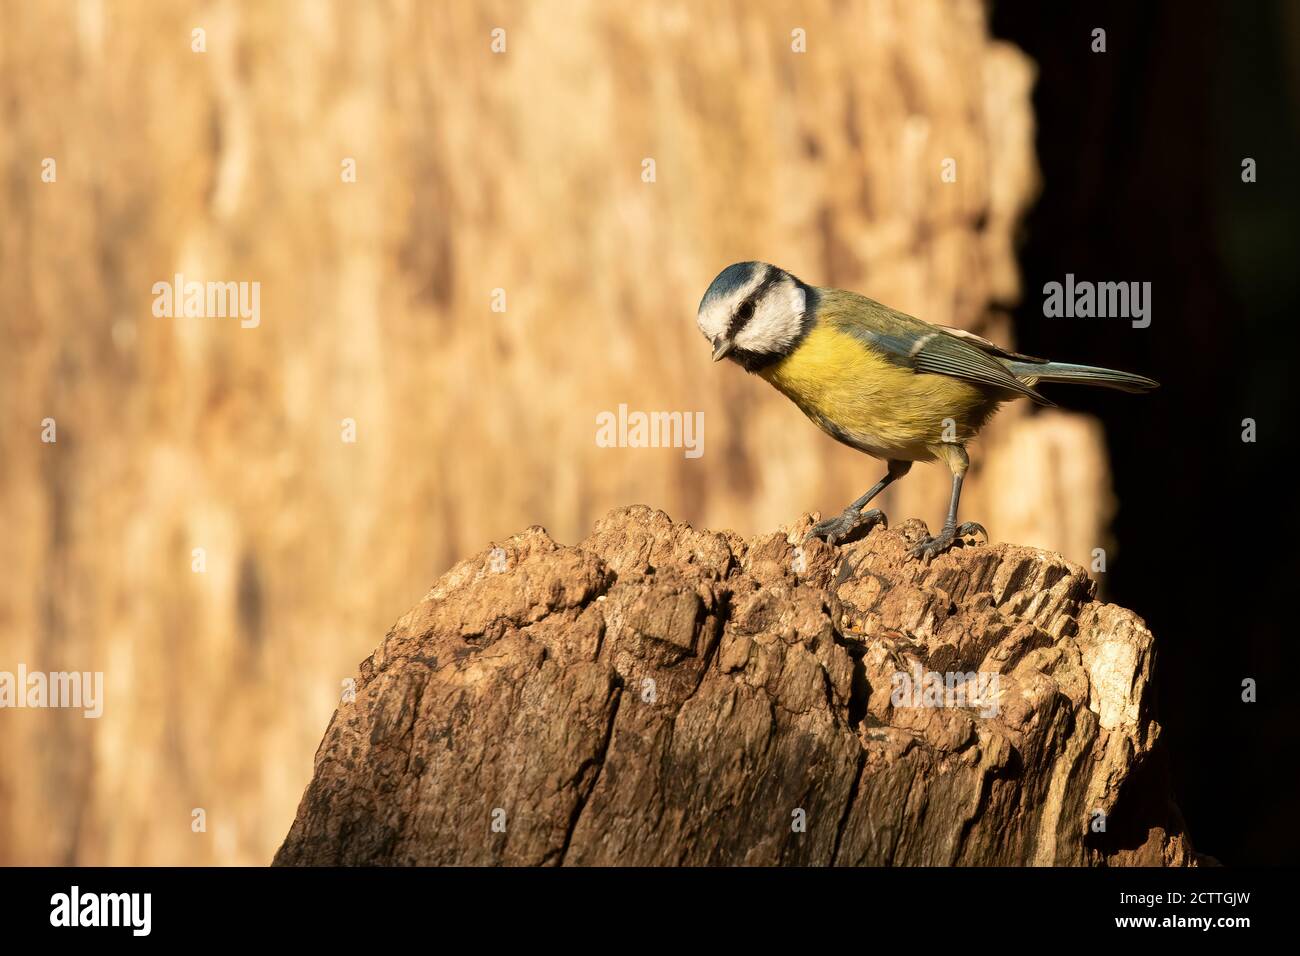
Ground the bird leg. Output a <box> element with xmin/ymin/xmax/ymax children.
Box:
<box><xmin>806</xmin><ymin>460</ymin><xmax>911</xmax><ymax>546</ymax></box>
<box><xmin>909</xmin><ymin>445</ymin><xmax>986</xmax><ymax>561</ymax></box>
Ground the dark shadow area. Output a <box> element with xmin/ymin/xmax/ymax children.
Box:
<box><xmin>991</xmin><ymin>0</ymin><xmax>1298</xmax><ymax>864</ymax></box>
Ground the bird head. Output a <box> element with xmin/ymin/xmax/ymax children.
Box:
<box><xmin>696</xmin><ymin>261</ymin><xmax>811</xmax><ymax>366</ymax></box>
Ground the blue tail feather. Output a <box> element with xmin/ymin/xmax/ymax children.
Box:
<box><xmin>1009</xmin><ymin>361</ymin><xmax>1159</xmax><ymax>394</ymax></box>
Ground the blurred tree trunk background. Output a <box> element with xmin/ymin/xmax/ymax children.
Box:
<box><xmin>0</xmin><ymin>0</ymin><xmax>1125</xmax><ymax>864</ymax></box>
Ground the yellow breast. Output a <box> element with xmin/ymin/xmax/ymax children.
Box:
<box><xmin>757</xmin><ymin>323</ymin><xmax>1000</xmax><ymax>461</ymax></box>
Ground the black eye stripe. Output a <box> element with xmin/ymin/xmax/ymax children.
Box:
<box><xmin>726</xmin><ymin>269</ymin><xmax>781</xmax><ymax>338</ymax></box>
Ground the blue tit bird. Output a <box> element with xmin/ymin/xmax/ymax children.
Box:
<box><xmin>696</xmin><ymin>261</ymin><xmax>1158</xmax><ymax>559</ymax></box>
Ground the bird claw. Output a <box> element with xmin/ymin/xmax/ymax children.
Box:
<box><xmin>805</xmin><ymin>508</ymin><xmax>887</xmax><ymax>546</ymax></box>
<box><xmin>907</xmin><ymin>521</ymin><xmax>987</xmax><ymax>562</ymax></box>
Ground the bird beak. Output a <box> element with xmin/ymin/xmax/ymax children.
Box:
<box><xmin>711</xmin><ymin>338</ymin><xmax>734</xmax><ymax>362</ymax></box>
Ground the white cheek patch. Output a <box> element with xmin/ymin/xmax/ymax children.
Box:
<box><xmin>791</xmin><ymin>285</ymin><xmax>806</xmax><ymax>316</ymax></box>
<box><xmin>696</xmin><ymin>268</ymin><xmax>768</xmax><ymax>341</ymax></box>
<box><xmin>733</xmin><ymin>279</ymin><xmax>806</xmax><ymax>354</ymax></box>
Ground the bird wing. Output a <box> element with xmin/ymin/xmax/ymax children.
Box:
<box><xmin>823</xmin><ymin>291</ymin><xmax>1055</xmax><ymax>406</ymax></box>
<box><xmin>929</xmin><ymin>324</ymin><xmax>1050</xmax><ymax>365</ymax></box>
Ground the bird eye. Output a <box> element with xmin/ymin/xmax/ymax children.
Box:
<box><xmin>736</xmin><ymin>300</ymin><xmax>755</xmax><ymax>322</ymax></box>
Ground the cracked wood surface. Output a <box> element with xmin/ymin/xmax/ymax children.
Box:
<box><xmin>274</xmin><ymin>506</ymin><xmax>1194</xmax><ymax>866</ymax></box>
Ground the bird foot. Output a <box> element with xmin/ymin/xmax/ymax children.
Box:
<box><xmin>805</xmin><ymin>507</ymin><xmax>887</xmax><ymax>546</ymax></box>
<box><xmin>907</xmin><ymin>521</ymin><xmax>987</xmax><ymax>562</ymax></box>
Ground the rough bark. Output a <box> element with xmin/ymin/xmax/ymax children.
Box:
<box><xmin>275</xmin><ymin>506</ymin><xmax>1193</xmax><ymax>866</ymax></box>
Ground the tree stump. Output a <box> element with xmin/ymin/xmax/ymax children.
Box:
<box><xmin>275</xmin><ymin>506</ymin><xmax>1193</xmax><ymax>866</ymax></box>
